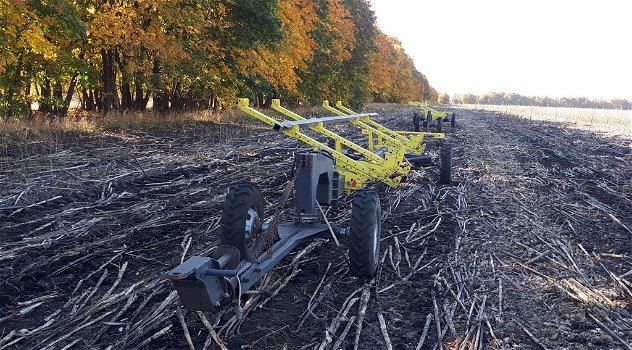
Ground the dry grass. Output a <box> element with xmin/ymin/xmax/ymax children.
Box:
<box><xmin>460</xmin><ymin>104</ymin><xmax>632</xmax><ymax>139</ymax></box>
<box><xmin>0</xmin><ymin>109</ymin><xmax>256</xmax><ymax>147</ymax></box>
<box><xmin>0</xmin><ymin>103</ymin><xmax>414</xmax><ymax>147</ymax></box>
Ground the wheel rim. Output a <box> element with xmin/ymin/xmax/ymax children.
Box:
<box><xmin>372</xmin><ymin>222</ymin><xmax>379</xmax><ymax>263</ymax></box>
<box><xmin>244</xmin><ymin>207</ymin><xmax>261</xmax><ymax>250</ymax></box>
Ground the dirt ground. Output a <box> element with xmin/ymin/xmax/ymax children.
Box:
<box><xmin>1</xmin><ymin>107</ymin><xmax>631</xmax><ymax>350</ymax></box>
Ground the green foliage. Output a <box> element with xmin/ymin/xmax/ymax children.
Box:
<box><xmin>339</xmin><ymin>0</ymin><xmax>376</xmax><ymax>108</ymax></box>
<box><xmin>30</xmin><ymin>0</ymin><xmax>86</xmax><ymax>41</ymax></box>
<box><xmin>225</xmin><ymin>0</ymin><xmax>282</xmax><ymax>49</ymax></box>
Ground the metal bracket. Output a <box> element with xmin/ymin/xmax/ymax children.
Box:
<box><xmin>169</xmin><ymin>223</ymin><xmax>350</xmax><ymax>312</ymax></box>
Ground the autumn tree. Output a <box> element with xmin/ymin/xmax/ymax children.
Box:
<box><xmin>239</xmin><ymin>0</ymin><xmax>319</xmax><ymax>107</ymax></box>
<box><xmin>297</xmin><ymin>0</ymin><xmax>360</xmax><ymax>106</ymax></box>
<box><xmin>437</xmin><ymin>93</ymin><xmax>450</xmax><ymax>104</ymax></box>
<box><xmin>0</xmin><ymin>0</ymin><xmax>439</xmax><ymax>118</ymax></box>
<box><xmin>87</xmin><ymin>0</ymin><xmax>280</xmax><ymax>113</ymax></box>
<box><xmin>0</xmin><ymin>0</ymin><xmax>84</xmax><ymax>118</ymax></box>
<box><xmin>368</xmin><ymin>31</ymin><xmax>433</xmax><ymax>104</ymax></box>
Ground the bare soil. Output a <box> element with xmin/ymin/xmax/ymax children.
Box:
<box><xmin>1</xmin><ymin>107</ymin><xmax>631</xmax><ymax>350</ymax></box>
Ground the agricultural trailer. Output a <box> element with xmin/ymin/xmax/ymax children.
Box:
<box><xmin>410</xmin><ymin>102</ymin><xmax>457</xmax><ymax>133</ymax></box>
<box><xmin>167</xmin><ymin>100</ymin><xmax>453</xmax><ymax>313</ymax></box>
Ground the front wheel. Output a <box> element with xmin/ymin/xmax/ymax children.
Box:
<box><xmin>348</xmin><ymin>190</ymin><xmax>381</xmax><ymax>278</ymax></box>
<box><xmin>219</xmin><ymin>184</ymin><xmax>265</xmax><ymax>261</ymax></box>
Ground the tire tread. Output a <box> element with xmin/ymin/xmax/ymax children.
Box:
<box><xmin>439</xmin><ymin>144</ymin><xmax>452</xmax><ymax>184</ymax></box>
<box><xmin>219</xmin><ymin>184</ymin><xmax>264</xmax><ymax>261</ymax></box>
<box><xmin>349</xmin><ymin>190</ymin><xmax>381</xmax><ymax>278</ymax></box>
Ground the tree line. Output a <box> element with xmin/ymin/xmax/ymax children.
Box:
<box><xmin>0</xmin><ymin>0</ymin><xmax>437</xmax><ymax>119</ymax></box>
<box><xmin>452</xmin><ymin>92</ymin><xmax>631</xmax><ymax>110</ymax></box>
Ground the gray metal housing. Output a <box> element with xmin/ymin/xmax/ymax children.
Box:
<box><xmin>293</xmin><ymin>152</ymin><xmax>344</xmax><ymax>220</ymax></box>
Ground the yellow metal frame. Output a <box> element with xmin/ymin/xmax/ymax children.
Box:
<box><xmin>238</xmin><ymin>98</ymin><xmax>443</xmax><ymax>191</ymax></box>
<box><xmin>322</xmin><ymin>101</ymin><xmax>444</xmax><ymax>151</ymax></box>
<box><xmin>409</xmin><ymin>102</ymin><xmax>450</xmax><ymax>121</ymax></box>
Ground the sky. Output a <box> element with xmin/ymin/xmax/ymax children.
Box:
<box><xmin>369</xmin><ymin>0</ymin><xmax>631</xmax><ymax>100</ymax></box>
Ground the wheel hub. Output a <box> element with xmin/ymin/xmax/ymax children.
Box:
<box><xmin>245</xmin><ymin>208</ymin><xmax>260</xmax><ymax>240</ymax></box>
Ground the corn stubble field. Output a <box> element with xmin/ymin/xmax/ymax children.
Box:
<box><xmin>464</xmin><ymin>104</ymin><xmax>632</xmax><ymax>138</ymax></box>
<box><xmin>1</xmin><ymin>105</ymin><xmax>631</xmax><ymax>349</ymax></box>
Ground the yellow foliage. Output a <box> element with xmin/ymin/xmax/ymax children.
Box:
<box><xmin>88</xmin><ymin>1</ymin><xmax>194</xmax><ymax>67</ymax></box>
<box><xmin>368</xmin><ymin>31</ymin><xmax>428</xmax><ymax>102</ymax></box>
<box><xmin>0</xmin><ymin>0</ymin><xmax>57</xmax><ymax>72</ymax></box>
<box><xmin>326</xmin><ymin>0</ymin><xmax>356</xmax><ymax>61</ymax></box>
<box><xmin>240</xmin><ymin>0</ymin><xmax>319</xmax><ymax>93</ymax></box>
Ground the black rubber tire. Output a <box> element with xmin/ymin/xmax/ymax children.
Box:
<box><xmin>425</xmin><ymin>111</ymin><xmax>432</xmax><ymax>131</ymax></box>
<box><xmin>348</xmin><ymin>190</ymin><xmax>381</xmax><ymax>278</ymax></box>
<box><xmin>413</xmin><ymin>112</ymin><xmax>420</xmax><ymax>132</ymax></box>
<box><xmin>219</xmin><ymin>184</ymin><xmax>265</xmax><ymax>261</ymax></box>
<box><xmin>439</xmin><ymin>144</ymin><xmax>452</xmax><ymax>184</ymax></box>
<box><xmin>437</xmin><ymin>117</ymin><xmax>443</xmax><ymax>133</ymax></box>
<box><xmin>451</xmin><ymin>112</ymin><xmax>456</xmax><ymax>128</ymax></box>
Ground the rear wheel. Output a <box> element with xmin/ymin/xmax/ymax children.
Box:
<box><xmin>413</xmin><ymin>112</ymin><xmax>420</xmax><ymax>132</ymax></box>
<box><xmin>219</xmin><ymin>184</ymin><xmax>265</xmax><ymax>261</ymax></box>
<box><xmin>348</xmin><ymin>190</ymin><xmax>381</xmax><ymax>278</ymax></box>
<box><xmin>439</xmin><ymin>144</ymin><xmax>452</xmax><ymax>184</ymax></box>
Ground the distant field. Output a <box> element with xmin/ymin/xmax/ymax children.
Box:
<box><xmin>460</xmin><ymin>104</ymin><xmax>632</xmax><ymax>138</ymax></box>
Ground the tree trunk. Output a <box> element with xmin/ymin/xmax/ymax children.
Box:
<box><xmin>6</xmin><ymin>88</ymin><xmax>14</xmax><ymax>119</ymax></box>
<box><xmin>142</xmin><ymin>90</ymin><xmax>150</xmax><ymax>110</ymax></box>
<box><xmin>53</xmin><ymin>81</ymin><xmax>63</xmax><ymax>115</ymax></box>
<box><xmin>116</xmin><ymin>52</ymin><xmax>133</xmax><ymax>111</ymax></box>
<box><xmin>134</xmin><ymin>71</ymin><xmax>149</xmax><ymax>111</ymax></box>
<box><xmin>152</xmin><ymin>59</ymin><xmax>169</xmax><ymax>113</ymax></box>
<box><xmin>94</xmin><ymin>88</ymin><xmax>103</xmax><ymax>112</ymax></box>
<box><xmin>171</xmin><ymin>82</ymin><xmax>183</xmax><ymax>112</ymax></box>
<box><xmin>154</xmin><ymin>91</ymin><xmax>169</xmax><ymax>113</ymax></box>
<box><xmin>120</xmin><ymin>81</ymin><xmax>131</xmax><ymax>111</ymax></box>
<box><xmin>60</xmin><ymin>75</ymin><xmax>77</xmax><ymax>118</ymax></box>
<box><xmin>82</xmin><ymin>89</ymin><xmax>95</xmax><ymax>110</ymax></box>
<box><xmin>26</xmin><ymin>80</ymin><xmax>32</xmax><ymax>120</ymax></box>
<box><xmin>186</xmin><ymin>90</ymin><xmax>195</xmax><ymax>110</ymax></box>
<box><xmin>4</xmin><ymin>59</ymin><xmax>24</xmax><ymax>118</ymax></box>
<box><xmin>40</xmin><ymin>78</ymin><xmax>52</xmax><ymax>113</ymax></box>
<box><xmin>101</xmin><ymin>49</ymin><xmax>116</xmax><ymax>113</ymax></box>
<box><xmin>212</xmin><ymin>95</ymin><xmax>219</xmax><ymax>111</ymax></box>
